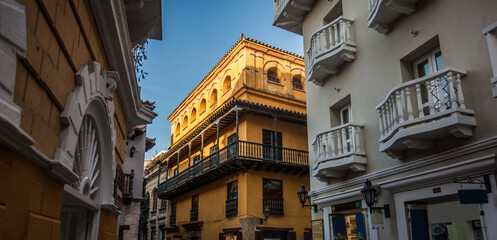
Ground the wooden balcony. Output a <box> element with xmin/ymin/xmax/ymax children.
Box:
<box><xmin>225</xmin><ymin>199</ymin><xmax>238</xmax><ymax>217</ymax></box>
<box><xmin>376</xmin><ymin>67</ymin><xmax>476</xmax><ymax>159</ymax></box>
<box><xmin>307</xmin><ymin>17</ymin><xmax>356</xmax><ymax>86</ymax></box>
<box><xmin>158</xmin><ymin>140</ymin><xmax>308</xmax><ymax>200</ymax></box>
<box><xmin>123</xmin><ymin>170</ymin><xmax>134</xmax><ymax>202</ymax></box>
<box><xmin>312</xmin><ymin>123</ymin><xmax>366</xmax><ymax>180</ymax></box>
<box><xmin>263</xmin><ymin>197</ymin><xmax>284</xmax><ymax>215</ymax></box>
<box><xmin>367</xmin><ymin>0</ymin><xmax>419</xmax><ymax>34</ymax></box>
<box><xmin>273</xmin><ymin>0</ymin><xmax>316</xmax><ymax>35</ymax></box>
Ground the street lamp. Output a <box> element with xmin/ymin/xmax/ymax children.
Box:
<box><xmin>360</xmin><ymin>179</ymin><xmax>390</xmax><ymax>218</ymax></box>
<box><xmin>297</xmin><ymin>184</ymin><xmax>318</xmax><ymax>213</ymax></box>
<box><xmin>263</xmin><ymin>206</ymin><xmax>271</xmax><ymax>220</ymax></box>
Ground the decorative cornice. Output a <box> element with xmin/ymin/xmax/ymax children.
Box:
<box><xmin>90</xmin><ymin>0</ymin><xmax>157</xmax><ymax>128</ymax></box>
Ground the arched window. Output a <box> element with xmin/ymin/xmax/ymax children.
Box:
<box><xmin>199</xmin><ymin>99</ymin><xmax>206</xmax><ymax>114</ymax></box>
<box><xmin>152</xmin><ymin>188</ymin><xmax>157</xmax><ymax>211</ymax></box>
<box><xmin>223</xmin><ymin>76</ymin><xmax>231</xmax><ymax>93</ymax></box>
<box><xmin>190</xmin><ymin>108</ymin><xmax>197</xmax><ymax>122</ymax></box>
<box><xmin>210</xmin><ymin>89</ymin><xmax>218</xmax><ymax>106</ymax></box>
<box><xmin>175</xmin><ymin>123</ymin><xmax>180</xmax><ymax>135</ymax></box>
<box><xmin>292</xmin><ymin>75</ymin><xmax>304</xmax><ymax>90</ymax></box>
<box><xmin>267</xmin><ymin>67</ymin><xmax>280</xmax><ymax>84</ymax></box>
<box><xmin>182</xmin><ymin>116</ymin><xmax>188</xmax><ymax>130</ymax></box>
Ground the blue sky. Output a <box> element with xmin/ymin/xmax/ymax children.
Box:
<box><xmin>141</xmin><ymin>0</ymin><xmax>304</xmax><ymax>159</ymax></box>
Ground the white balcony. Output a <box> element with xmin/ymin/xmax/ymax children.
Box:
<box><xmin>306</xmin><ymin>17</ymin><xmax>356</xmax><ymax>86</ymax></box>
<box><xmin>273</xmin><ymin>0</ymin><xmax>316</xmax><ymax>35</ymax></box>
<box><xmin>367</xmin><ymin>0</ymin><xmax>419</xmax><ymax>34</ymax></box>
<box><xmin>376</xmin><ymin>68</ymin><xmax>476</xmax><ymax>159</ymax></box>
<box><xmin>312</xmin><ymin>123</ymin><xmax>366</xmax><ymax>181</ymax></box>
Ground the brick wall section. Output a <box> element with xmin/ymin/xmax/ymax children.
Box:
<box><xmin>0</xmin><ymin>145</ymin><xmax>63</xmax><ymax>240</ymax></box>
<box><xmin>4</xmin><ymin>0</ymin><xmax>130</xmax><ymax>239</ymax></box>
<box><xmin>13</xmin><ymin>0</ymin><xmax>127</xmax><ymax>160</ymax></box>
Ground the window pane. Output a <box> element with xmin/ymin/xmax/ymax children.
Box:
<box><xmin>417</xmin><ymin>59</ymin><xmax>430</xmax><ymax>77</ymax></box>
<box><xmin>435</xmin><ymin>51</ymin><xmax>443</xmax><ymax>71</ymax></box>
<box><xmin>227</xmin><ymin>181</ymin><xmax>238</xmax><ymax>200</ymax></box>
<box><xmin>341</xmin><ymin>108</ymin><xmax>349</xmax><ymax>124</ymax></box>
<box><xmin>263</xmin><ymin>179</ymin><xmax>282</xmax><ymax>198</ymax></box>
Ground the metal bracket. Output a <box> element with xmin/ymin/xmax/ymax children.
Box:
<box><xmin>453</xmin><ymin>174</ymin><xmax>492</xmax><ymax>193</ymax></box>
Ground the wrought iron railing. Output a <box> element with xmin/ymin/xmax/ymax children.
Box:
<box><xmin>225</xmin><ymin>199</ymin><xmax>238</xmax><ymax>217</ymax></box>
<box><xmin>263</xmin><ymin>197</ymin><xmax>284</xmax><ymax>215</ymax></box>
<box><xmin>190</xmin><ymin>209</ymin><xmax>199</xmax><ymax>222</ymax></box>
<box><xmin>158</xmin><ymin>140</ymin><xmax>308</xmax><ymax>195</ymax></box>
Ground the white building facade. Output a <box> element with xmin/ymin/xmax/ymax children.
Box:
<box><xmin>274</xmin><ymin>0</ymin><xmax>497</xmax><ymax>239</ymax></box>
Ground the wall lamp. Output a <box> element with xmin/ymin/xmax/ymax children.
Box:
<box><xmin>129</xmin><ymin>146</ymin><xmax>136</xmax><ymax>158</ymax></box>
<box><xmin>361</xmin><ymin>179</ymin><xmax>390</xmax><ymax>218</ymax></box>
<box><xmin>297</xmin><ymin>184</ymin><xmax>318</xmax><ymax>213</ymax></box>
<box><xmin>259</xmin><ymin>206</ymin><xmax>271</xmax><ymax>224</ymax></box>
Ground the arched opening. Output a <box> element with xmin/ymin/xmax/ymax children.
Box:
<box><xmin>210</xmin><ymin>89</ymin><xmax>218</xmax><ymax>106</ymax></box>
<box><xmin>190</xmin><ymin>107</ymin><xmax>197</xmax><ymax>122</ymax></box>
<box><xmin>175</xmin><ymin>123</ymin><xmax>181</xmax><ymax>135</ymax></box>
<box><xmin>182</xmin><ymin>116</ymin><xmax>188</xmax><ymax>130</ymax></box>
<box><xmin>199</xmin><ymin>99</ymin><xmax>206</xmax><ymax>114</ymax></box>
<box><xmin>267</xmin><ymin>67</ymin><xmax>280</xmax><ymax>84</ymax></box>
<box><xmin>292</xmin><ymin>75</ymin><xmax>304</xmax><ymax>90</ymax></box>
<box><xmin>223</xmin><ymin>76</ymin><xmax>232</xmax><ymax>93</ymax></box>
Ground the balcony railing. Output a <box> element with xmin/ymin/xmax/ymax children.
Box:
<box><xmin>169</xmin><ymin>215</ymin><xmax>176</xmax><ymax>226</ymax></box>
<box><xmin>263</xmin><ymin>197</ymin><xmax>284</xmax><ymax>215</ymax></box>
<box><xmin>190</xmin><ymin>209</ymin><xmax>199</xmax><ymax>222</ymax></box>
<box><xmin>312</xmin><ymin>123</ymin><xmax>366</xmax><ymax>180</ymax></box>
<box><xmin>225</xmin><ymin>199</ymin><xmax>238</xmax><ymax>217</ymax></box>
<box><xmin>123</xmin><ymin>170</ymin><xmax>134</xmax><ymax>199</ymax></box>
<box><xmin>376</xmin><ymin>67</ymin><xmax>476</xmax><ymax>159</ymax></box>
<box><xmin>367</xmin><ymin>0</ymin><xmax>418</xmax><ymax>34</ymax></box>
<box><xmin>158</xmin><ymin>140</ymin><xmax>308</xmax><ymax>199</ymax></box>
<box><xmin>272</xmin><ymin>0</ymin><xmax>316</xmax><ymax>35</ymax></box>
<box><xmin>307</xmin><ymin>17</ymin><xmax>356</xmax><ymax>86</ymax></box>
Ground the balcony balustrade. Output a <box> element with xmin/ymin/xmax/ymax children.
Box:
<box><xmin>367</xmin><ymin>0</ymin><xmax>418</xmax><ymax>34</ymax></box>
<box><xmin>307</xmin><ymin>17</ymin><xmax>356</xmax><ymax>86</ymax></box>
<box><xmin>158</xmin><ymin>140</ymin><xmax>308</xmax><ymax>199</ymax></box>
<box><xmin>263</xmin><ymin>197</ymin><xmax>284</xmax><ymax>215</ymax></box>
<box><xmin>123</xmin><ymin>170</ymin><xmax>134</xmax><ymax>200</ymax></box>
<box><xmin>273</xmin><ymin>0</ymin><xmax>316</xmax><ymax>35</ymax></box>
<box><xmin>312</xmin><ymin>123</ymin><xmax>366</xmax><ymax>180</ymax></box>
<box><xmin>190</xmin><ymin>209</ymin><xmax>199</xmax><ymax>222</ymax></box>
<box><xmin>376</xmin><ymin>67</ymin><xmax>476</xmax><ymax>159</ymax></box>
<box><xmin>225</xmin><ymin>199</ymin><xmax>238</xmax><ymax>217</ymax></box>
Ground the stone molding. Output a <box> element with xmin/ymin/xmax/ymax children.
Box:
<box><xmin>309</xmin><ymin>135</ymin><xmax>497</xmax><ymax>197</ymax></box>
<box><xmin>56</xmin><ymin>61</ymin><xmax>118</xmax><ymax>207</ymax></box>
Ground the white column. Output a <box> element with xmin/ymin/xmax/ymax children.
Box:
<box><xmin>323</xmin><ymin>206</ymin><xmax>332</xmax><ymax>240</ymax></box>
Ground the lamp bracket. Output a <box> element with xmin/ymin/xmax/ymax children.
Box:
<box><xmin>370</xmin><ymin>204</ymin><xmax>390</xmax><ymax>218</ymax></box>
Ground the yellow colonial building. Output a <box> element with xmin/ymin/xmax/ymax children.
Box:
<box><xmin>156</xmin><ymin>36</ymin><xmax>312</xmax><ymax>240</ymax></box>
<box><xmin>0</xmin><ymin>0</ymin><xmax>160</xmax><ymax>239</ymax></box>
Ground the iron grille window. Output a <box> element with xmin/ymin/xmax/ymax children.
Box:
<box><xmin>169</xmin><ymin>202</ymin><xmax>177</xmax><ymax>226</ymax></box>
<box><xmin>267</xmin><ymin>68</ymin><xmax>280</xmax><ymax>84</ymax></box>
<box><xmin>190</xmin><ymin>195</ymin><xmax>199</xmax><ymax>222</ymax></box>
<box><xmin>226</xmin><ymin>181</ymin><xmax>238</xmax><ymax>217</ymax></box>
<box><xmin>292</xmin><ymin>75</ymin><xmax>303</xmax><ymax>90</ymax></box>
<box><xmin>263</xmin><ymin>178</ymin><xmax>283</xmax><ymax>215</ymax></box>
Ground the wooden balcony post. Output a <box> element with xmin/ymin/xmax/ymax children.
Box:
<box><xmin>188</xmin><ymin>143</ymin><xmax>191</xmax><ymax>168</ymax></box>
<box><xmin>177</xmin><ymin>150</ymin><xmax>180</xmax><ymax>175</ymax></box>
<box><xmin>216</xmin><ymin>120</ymin><xmax>220</xmax><ymax>149</ymax></box>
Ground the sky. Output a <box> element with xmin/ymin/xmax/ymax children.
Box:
<box><xmin>141</xmin><ymin>0</ymin><xmax>304</xmax><ymax>159</ymax></box>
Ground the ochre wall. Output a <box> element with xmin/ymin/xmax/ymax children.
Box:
<box><xmin>0</xmin><ymin>145</ymin><xmax>64</xmax><ymax>240</ymax></box>
<box><xmin>169</xmin><ymin>40</ymin><xmax>305</xmax><ymax>146</ymax></box>
<box><xmin>167</xmin><ymin>169</ymin><xmax>311</xmax><ymax>240</ymax></box>
<box><xmin>5</xmin><ymin>0</ymin><xmax>128</xmax><ymax>239</ymax></box>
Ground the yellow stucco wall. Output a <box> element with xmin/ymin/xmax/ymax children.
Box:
<box><xmin>4</xmin><ymin>0</ymin><xmax>127</xmax><ymax>239</ymax></box>
<box><xmin>167</xmin><ymin>169</ymin><xmax>311</xmax><ymax>240</ymax></box>
<box><xmin>168</xmin><ymin>38</ymin><xmax>306</xmax><ymax>146</ymax></box>
<box><xmin>0</xmin><ymin>145</ymin><xmax>64</xmax><ymax>240</ymax></box>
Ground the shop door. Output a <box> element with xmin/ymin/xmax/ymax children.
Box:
<box><xmin>408</xmin><ymin>204</ymin><xmax>429</xmax><ymax>240</ymax></box>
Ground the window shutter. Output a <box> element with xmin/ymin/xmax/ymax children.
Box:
<box><xmin>115</xmin><ymin>165</ymin><xmax>124</xmax><ymax>209</ymax></box>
